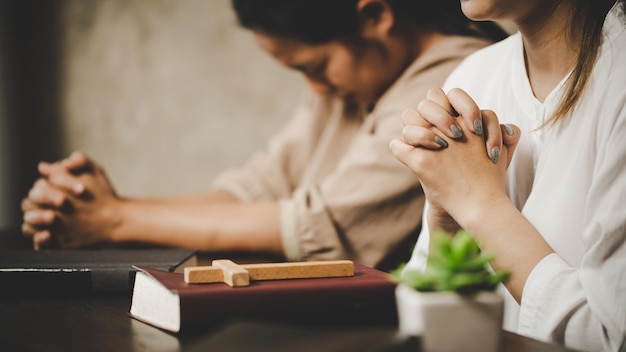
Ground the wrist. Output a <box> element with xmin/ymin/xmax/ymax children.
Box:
<box><xmin>427</xmin><ymin>207</ymin><xmax>461</xmax><ymax>235</ymax></box>
<box><xmin>458</xmin><ymin>194</ymin><xmax>513</xmax><ymax>236</ymax></box>
<box><xmin>106</xmin><ymin>197</ymin><xmax>128</xmax><ymax>244</ymax></box>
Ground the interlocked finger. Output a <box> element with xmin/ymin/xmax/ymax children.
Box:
<box><xmin>417</xmin><ymin>99</ymin><xmax>463</xmax><ymax>139</ymax></box>
<box><xmin>447</xmin><ymin>88</ymin><xmax>483</xmax><ymax>136</ymax></box>
<box><xmin>481</xmin><ymin>110</ymin><xmax>503</xmax><ymax>163</ymax></box>
<box><xmin>401</xmin><ymin>107</ymin><xmax>431</xmax><ymax>128</ymax></box>
<box><xmin>28</xmin><ymin>179</ymin><xmax>67</xmax><ymax>208</ymax></box>
<box><xmin>402</xmin><ymin>125</ymin><xmax>448</xmax><ymax>149</ymax></box>
<box><xmin>426</xmin><ymin>88</ymin><xmax>457</xmax><ymax>116</ymax></box>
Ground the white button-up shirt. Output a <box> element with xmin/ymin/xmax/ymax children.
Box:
<box><xmin>406</xmin><ymin>4</ymin><xmax>626</xmax><ymax>351</ymax></box>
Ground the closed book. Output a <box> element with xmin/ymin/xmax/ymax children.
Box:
<box><xmin>129</xmin><ymin>262</ymin><xmax>398</xmax><ymax>333</ymax></box>
<box><xmin>0</xmin><ymin>249</ymin><xmax>197</xmax><ymax>296</ymax></box>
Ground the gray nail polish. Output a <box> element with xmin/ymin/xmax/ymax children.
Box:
<box><xmin>450</xmin><ymin>124</ymin><xmax>463</xmax><ymax>138</ymax></box>
<box><xmin>434</xmin><ymin>136</ymin><xmax>448</xmax><ymax>148</ymax></box>
<box><xmin>491</xmin><ymin>147</ymin><xmax>500</xmax><ymax>164</ymax></box>
<box><xmin>503</xmin><ymin>124</ymin><xmax>514</xmax><ymax>136</ymax></box>
<box><xmin>474</xmin><ymin>120</ymin><xmax>483</xmax><ymax>136</ymax></box>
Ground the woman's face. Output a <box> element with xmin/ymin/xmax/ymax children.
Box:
<box><xmin>254</xmin><ymin>32</ymin><xmax>406</xmax><ymax>108</ymax></box>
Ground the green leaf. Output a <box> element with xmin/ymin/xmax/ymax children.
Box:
<box><xmin>447</xmin><ymin>272</ymin><xmax>488</xmax><ymax>289</ymax></box>
<box><xmin>390</xmin><ymin>230</ymin><xmax>511</xmax><ymax>294</ymax></box>
<box><xmin>451</xmin><ymin>231</ymin><xmax>476</xmax><ymax>263</ymax></box>
<box><xmin>457</xmin><ymin>252</ymin><xmax>494</xmax><ymax>272</ymax></box>
<box><xmin>427</xmin><ymin>250</ymin><xmax>455</xmax><ymax>270</ymax></box>
<box><xmin>488</xmin><ymin>271</ymin><xmax>511</xmax><ymax>288</ymax></box>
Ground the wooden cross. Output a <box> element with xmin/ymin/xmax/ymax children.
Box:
<box><xmin>184</xmin><ymin>259</ymin><xmax>354</xmax><ymax>287</ymax></box>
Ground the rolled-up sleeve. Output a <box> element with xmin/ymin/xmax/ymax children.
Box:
<box><xmin>280</xmin><ymin>114</ymin><xmax>425</xmax><ymax>267</ymax></box>
<box><xmin>212</xmin><ymin>94</ymin><xmax>424</xmax><ymax>268</ymax></box>
<box><xmin>213</xmin><ymin>102</ymin><xmax>424</xmax><ymax>268</ymax></box>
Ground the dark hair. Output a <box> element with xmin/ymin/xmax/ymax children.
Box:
<box><xmin>231</xmin><ymin>0</ymin><xmax>508</xmax><ymax>45</ymax></box>
<box><xmin>548</xmin><ymin>0</ymin><xmax>624</xmax><ymax>125</ymax></box>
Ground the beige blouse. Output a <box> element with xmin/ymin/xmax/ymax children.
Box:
<box><xmin>211</xmin><ymin>36</ymin><xmax>490</xmax><ymax>270</ymax></box>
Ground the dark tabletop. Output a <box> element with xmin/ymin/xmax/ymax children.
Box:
<box><xmin>0</xmin><ymin>229</ymin><xmax>582</xmax><ymax>352</ymax></box>
<box><xmin>0</xmin><ymin>293</ymin><xmax>583</xmax><ymax>352</ymax></box>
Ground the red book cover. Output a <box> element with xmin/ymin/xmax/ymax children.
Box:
<box><xmin>129</xmin><ymin>262</ymin><xmax>398</xmax><ymax>333</ymax></box>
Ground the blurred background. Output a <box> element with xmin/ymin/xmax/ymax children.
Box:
<box><xmin>0</xmin><ymin>0</ymin><xmax>304</xmax><ymax>233</ymax></box>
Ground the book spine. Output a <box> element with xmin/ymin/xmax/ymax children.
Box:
<box><xmin>179</xmin><ymin>283</ymin><xmax>398</xmax><ymax>330</ymax></box>
<box><xmin>0</xmin><ymin>269</ymin><xmax>93</xmax><ymax>297</ymax></box>
<box><xmin>91</xmin><ymin>267</ymin><xmax>137</xmax><ymax>292</ymax></box>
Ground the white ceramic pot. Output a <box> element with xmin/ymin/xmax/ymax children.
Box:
<box><xmin>395</xmin><ymin>284</ymin><xmax>504</xmax><ymax>352</ymax></box>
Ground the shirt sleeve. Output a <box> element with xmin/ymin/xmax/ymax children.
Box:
<box><xmin>518</xmin><ymin>96</ymin><xmax>626</xmax><ymax>352</ymax></box>
<box><xmin>281</xmin><ymin>110</ymin><xmax>425</xmax><ymax>269</ymax></box>
<box><xmin>210</xmin><ymin>90</ymin><xmax>322</xmax><ymax>203</ymax></box>
<box><xmin>211</xmin><ymin>89</ymin><xmax>424</xmax><ymax>269</ymax></box>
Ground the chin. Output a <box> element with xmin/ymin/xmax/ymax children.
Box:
<box><xmin>460</xmin><ymin>0</ymin><xmax>494</xmax><ymax>21</ymax></box>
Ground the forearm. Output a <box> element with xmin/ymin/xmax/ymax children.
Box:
<box><xmin>458</xmin><ymin>197</ymin><xmax>554</xmax><ymax>303</ymax></box>
<box><xmin>152</xmin><ymin>189</ymin><xmax>241</xmax><ymax>204</ymax></box>
<box><xmin>110</xmin><ymin>196</ymin><xmax>284</xmax><ymax>256</ymax></box>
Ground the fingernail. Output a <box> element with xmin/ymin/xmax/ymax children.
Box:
<box><xmin>491</xmin><ymin>147</ymin><xmax>500</xmax><ymax>164</ymax></box>
<box><xmin>450</xmin><ymin>124</ymin><xmax>463</xmax><ymax>138</ymax></box>
<box><xmin>474</xmin><ymin>120</ymin><xmax>483</xmax><ymax>136</ymax></box>
<box><xmin>503</xmin><ymin>124</ymin><xmax>514</xmax><ymax>136</ymax></box>
<box><xmin>434</xmin><ymin>136</ymin><xmax>448</xmax><ymax>148</ymax></box>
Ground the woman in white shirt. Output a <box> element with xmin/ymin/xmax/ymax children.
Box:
<box><xmin>390</xmin><ymin>0</ymin><xmax>626</xmax><ymax>351</ymax></box>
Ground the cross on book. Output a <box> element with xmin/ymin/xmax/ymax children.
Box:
<box><xmin>184</xmin><ymin>259</ymin><xmax>355</xmax><ymax>287</ymax></box>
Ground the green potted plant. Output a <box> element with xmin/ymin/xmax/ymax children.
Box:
<box><xmin>391</xmin><ymin>230</ymin><xmax>510</xmax><ymax>352</ymax></box>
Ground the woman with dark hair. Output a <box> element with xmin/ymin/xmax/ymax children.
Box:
<box><xmin>392</xmin><ymin>0</ymin><xmax>626</xmax><ymax>350</ymax></box>
<box><xmin>21</xmin><ymin>0</ymin><xmax>506</xmax><ymax>271</ymax></box>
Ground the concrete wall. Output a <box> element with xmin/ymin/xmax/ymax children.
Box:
<box><xmin>1</xmin><ymin>1</ymin><xmax>65</xmax><ymax>231</ymax></box>
<box><xmin>58</xmin><ymin>0</ymin><xmax>303</xmax><ymax>197</ymax></box>
<box><xmin>0</xmin><ymin>10</ymin><xmax>10</xmax><ymax>228</ymax></box>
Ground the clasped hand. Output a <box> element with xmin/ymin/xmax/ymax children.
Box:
<box><xmin>389</xmin><ymin>88</ymin><xmax>521</xmax><ymax>231</ymax></box>
<box><xmin>21</xmin><ymin>151</ymin><xmax>120</xmax><ymax>250</ymax></box>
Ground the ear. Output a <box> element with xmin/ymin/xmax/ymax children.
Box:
<box><xmin>356</xmin><ymin>0</ymin><xmax>395</xmax><ymax>40</ymax></box>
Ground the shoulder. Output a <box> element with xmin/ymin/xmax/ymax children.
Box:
<box><xmin>373</xmin><ymin>35</ymin><xmax>497</xmax><ymax>117</ymax></box>
<box><xmin>406</xmin><ymin>35</ymin><xmax>495</xmax><ymax>84</ymax></box>
<box><xmin>424</xmin><ymin>35</ymin><xmax>495</xmax><ymax>63</ymax></box>
<box><xmin>443</xmin><ymin>33</ymin><xmax>520</xmax><ymax>91</ymax></box>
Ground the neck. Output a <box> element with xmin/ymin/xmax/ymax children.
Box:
<box><xmin>367</xmin><ymin>27</ymin><xmax>447</xmax><ymax>111</ymax></box>
<box><xmin>515</xmin><ymin>1</ymin><xmax>580</xmax><ymax>102</ymax></box>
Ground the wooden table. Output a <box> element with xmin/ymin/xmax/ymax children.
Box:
<box><xmin>0</xmin><ymin>230</ymin><xmax>581</xmax><ymax>352</ymax></box>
